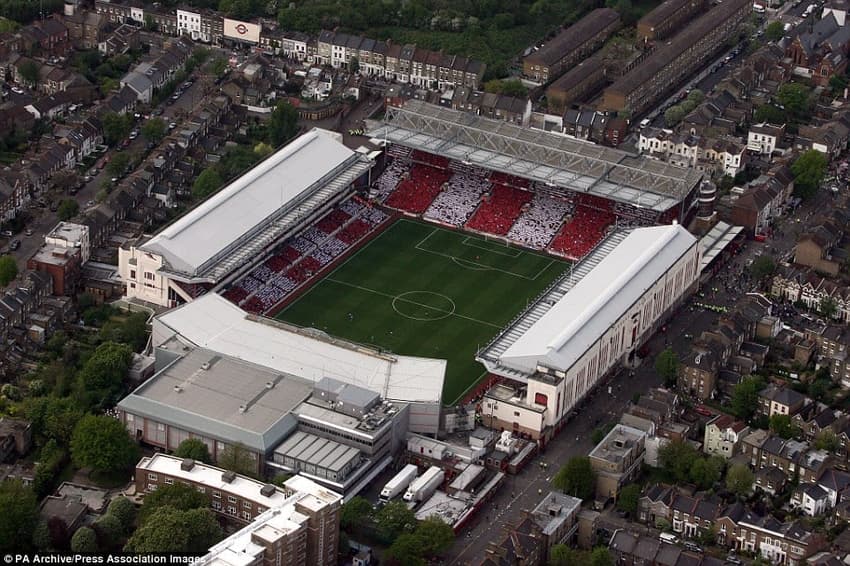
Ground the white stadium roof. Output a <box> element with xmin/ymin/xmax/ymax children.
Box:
<box><xmin>155</xmin><ymin>293</ymin><xmax>446</xmax><ymax>405</ymax></box>
<box><xmin>141</xmin><ymin>129</ymin><xmax>370</xmax><ymax>279</ymax></box>
<box><xmin>479</xmin><ymin>225</ymin><xmax>697</xmax><ymax>376</ymax></box>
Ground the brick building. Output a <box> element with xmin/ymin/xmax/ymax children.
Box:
<box><xmin>522</xmin><ymin>8</ymin><xmax>621</xmax><ymax>84</ymax></box>
<box><xmin>599</xmin><ymin>0</ymin><xmax>750</xmax><ymax>116</ymax></box>
<box><xmin>637</xmin><ymin>0</ymin><xmax>708</xmax><ymax>43</ymax></box>
<box><xmin>545</xmin><ymin>54</ymin><xmax>608</xmax><ymax>114</ymax></box>
<box><xmin>138</xmin><ymin>454</ymin><xmax>341</xmax><ymax>566</ymax></box>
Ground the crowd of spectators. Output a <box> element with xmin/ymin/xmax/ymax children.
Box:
<box><xmin>465</xmin><ymin>184</ymin><xmax>534</xmax><ymax>236</ymax></box>
<box><xmin>507</xmin><ymin>193</ymin><xmax>574</xmax><ymax>250</ymax></box>
<box><xmin>424</xmin><ymin>171</ymin><xmax>491</xmax><ymax>226</ymax></box>
<box><xmin>385</xmin><ymin>164</ymin><xmax>451</xmax><ymax>213</ymax></box>
<box><xmin>220</xmin><ymin>197</ymin><xmax>390</xmax><ymax>314</ymax></box>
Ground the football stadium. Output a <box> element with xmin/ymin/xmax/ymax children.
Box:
<box><xmin>123</xmin><ymin>100</ymin><xmax>704</xmax><ymax>419</ymax></box>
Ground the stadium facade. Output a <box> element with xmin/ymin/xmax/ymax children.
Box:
<box><xmin>477</xmin><ymin>224</ymin><xmax>700</xmax><ymax>444</ymax></box>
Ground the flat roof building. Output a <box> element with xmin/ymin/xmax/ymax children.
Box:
<box><xmin>138</xmin><ymin>455</ymin><xmax>342</xmax><ymax>566</ymax></box>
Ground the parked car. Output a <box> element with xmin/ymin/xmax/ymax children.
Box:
<box><xmin>9</xmin><ymin>239</ymin><xmax>20</xmax><ymax>251</ymax></box>
<box><xmin>1</xmin><ymin>230</ymin><xmax>12</xmax><ymax>237</ymax></box>
<box><xmin>10</xmin><ymin>86</ymin><xmax>23</xmax><ymax>94</ymax></box>
<box><xmin>49</xmin><ymin>201</ymin><xmax>58</xmax><ymax>212</ymax></box>
<box><xmin>128</xmin><ymin>130</ymin><xmax>138</xmax><ymax>140</ymax></box>
<box><xmin>168</xmin><ymin>122</ymin><xmax>177</xmax><ymax>130</ymax></box>
<box><xmin>24</xmin><ymin>228</ymin><xmax>33</xmax><ymax>236</ymax></box>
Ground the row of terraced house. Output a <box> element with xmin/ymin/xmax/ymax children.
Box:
<box><xmin>92</xmin><ymin>0</ymin><xmax>486</xmax><ymax>89</ymax></box>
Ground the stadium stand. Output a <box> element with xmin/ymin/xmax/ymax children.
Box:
<box><xmin>412</xmin><ymin>149</ymin><xmax>449</xmax><ymax>169</ymax></box>
<box><xmin>424</xmin><ymin>171</ymin><xmax>491</xmax><ymax>227</ymax></box>
<box><xmin>465</xmin><ymin>184</ymin><xmax>533</xmax><ymax>236</ymax></box>
<box><xmin>384</xmin><ymin>164</ymin><xmax>451</xmax><ymax>214</ymax></box>
<box><xmin>221</xmin><ymin>197</ymin><xmax>391</xmax><ymax>315</ymax></box>
<box><xmin>548</xmin><ymin>205</ymin><xmax>616</xmax><ymax>259</ymax></box>
<box><xmin>507</xmin><ymin>193</ymin><xmax>574</xmax><ymax>250</ymax></box>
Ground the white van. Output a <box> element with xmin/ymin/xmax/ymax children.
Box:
<box><xmin>639</xmin><ymin>118</ymin><xmax>651</xmax><ymax>129</ymax></box>
<box><xmin>660</xmin><ymin>533</ymin><xmax>679</xmax><ymax>544</ymax></box>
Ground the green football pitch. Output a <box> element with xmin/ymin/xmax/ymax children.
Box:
<box><xmin>276</xmin><ymin>219</ymin><xmax>569</xmax><ymax>405</ymax></box>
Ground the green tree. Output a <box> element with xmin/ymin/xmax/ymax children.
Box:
<box><xmin>552</xmin><ymin>456</ymin><xmax>595</xmax><ymax>499</ymax></box>
<box><xmin>754</xmin><ymin>104</ymin><xmax>786</xmax><ymax>124</ymax></box>
<box><xmin>374</xmin><ymin>501</ymin><xmax>416</xmax><ymax>544</ymax></box>
<box><xmin>749</xmin><ymin>255</ymin><xmax>776</xmax><ymax>281</ymax></box>
<box><xmin>616</xmin><ymin>483</ymin><xmax>641</xmax><ymax>515</ymax></box>
<box><xmin>210</xmin><ymin>57</ymin><xmax>227</xmax><ymax>76</ymax></box>
<box><xmin>348</xmin><ymin>56</ymin><xmax>360</xmax><ymax>74</ymax></box>
<box><xmin>102</xmin><ymin>112</ymin><xmax>132</xmax><ymax>146</ymax></box>
<box><xmin>217</xmin><ymin>442</ymin><xmax>257</xmax><ymax>477</ymax></box>
<box><xmin>192</xmin><ymin>168</ymin><xmax>223</xmax><ymax>199</ymax></box>
<box><xmin>107</xmin><ymin>152</ymin><xmax>130</xmax><ymax>177</ymax></box>
<box><xmin>57</xmin><ymin>198</ymin><xmax>79</xmax><ymax>221</ymax></box>
<box><xmin>725</xmin><ymin>463</ymin><xmax>753</xmax><ymax>497</ymax></box>
<box><xmin>730</xmin><ymin>376</ymin><xmax>765</xmax><ymax>420</ymax></box>
<box><xmin>550</xmin><ymin>544</ymin><xmax>581</xmax><ymax>566</ymax></box>
<box><xmin>141</xmin><ymin>118</ymin><xmax>166</xmax><ymax>144</ymax></box>
<box><xmin>75</xmin><ymin>341</ymin><xmax>132</xmax><ymax>408</ymax></box>
<box><xmin>687</xmin><ymin>89</ymin><xmax>705</xmax><ymax>105</ymax></box>
<box><xmin>770</xmin><ymin>414</ymin><xmax>800</xmax><ymax>439</ymax></box>
<box><xmin>820</xmin><ymin>296</ymin><xmax>838</xmax><ymax>319</ymax></box>
<box><xmin>107</xmin><ymin>497</ymin><xmax>137</xmax><ymax>535</ymax></box>
<box><xmin>0</xmin><ymin>255</ymin><xmax>17</xmax><ymax>286</ymax></box>
<box><xmin>70</xmin><ymin>526</ymin><xmax>98</xmax><ymax>553</ymax></box>
<box><xmin>32</xmin><ymin>520</ymin><xmax>52</xmax><ymax>551</ymax></box>
<box><xmin>815</xmin><ymin>429</ymin><xmax>839</xmax><ymax>452</ymax></box>
<box><xmin>414</xmin><ymin>516</ymin><xmax>454</xmax><ymax>557</ymax></box>
<box><xmin>268</xmin><ymin>100</ymin><xmax>299</xmax><ymax>147</ymax></box>
<box><xmin>765</xmin><ymin>21</ymin><xmax>784</xmax><ymax>41</ymax></box>
<box><xmin>777</xmin><ymin>83</ymin><xmax>812</xmax><ymax>121</ymax></box>
<box><xmin>792</xmin><ymin>150</ymin><xmax>828</xmax><ymax>199</ymax></box>
<box><xmin>71</xmin><ymin>414</ymin><xmax>139</xmax><ymax>475</ymax></box>
<box><xmin>93</xmin><ymin>514</ymin><xmax>122</xmax><ymax>549</ymax></box>
<box><xmin>689</xmin><ymin>456</ymin><xmax>724</xmax><ymax>490</ymax></box>
<box><xmin>658</xmin><ymin>440</ymin><xmax>700</xmax><ymax>482</ymax></box>
<box><xmin>655</xmin><ymin>348</ymin><xmax>679</xmax><ymax>387</ymax></box>
<box><xmin>139</xmin><ymin>483</ymin><xmax>209</xmax><ymax>523</ymax></box>
<box><xmin>0</xmin><ymin>480</ymin><xmax>38</xmax><ymax>553</ymax></box>
<box><xmin>483</xmin><ymin>78</ymin><xmax>528</xmax><ymax>98</ymax></box>
<box><xmin>340</xmin><ymin>496</ymin><xmax>372</xmax><ymax>532</ymax></box>
<box><xmin>25</xmin><ymin>396</ymin><xmax>84</xmax><ymax>443</ymax></box>
<box><xmin>664</xmin><ymin>105</ymin><xmax>686</xmax><ymax>127</ymax></box>
<box><xmin>125</xmin><ymin>507</ymin><xmax>222</xmax><ymax>553</ymax></box>
<box><xmin>18</xmin><ymin>60</ymin><xmax>39</xmax><ymax>88</ymax></box>
<box><xmin>829</xmin><ymin>74</ymin><xmax>848</xmax><ymax>96</ymax></box>
<box><xmin>174</xmin><ymin>438</ymin><xmax>212</xmax><ymax>463</ymax></box>
<box><xmin>384</xmin><ymin>532</ymin><xmax>425</xmax><ymax>566</ymax></box>
<box><xmin>590</xmin><ymin>547</ymin><xmax>614</xmax><ymax>566</ymax></box>
<box><xmin>254</xmin><ymin>142</ymin><xmax>273</xmax><ymax>157</ymax></box>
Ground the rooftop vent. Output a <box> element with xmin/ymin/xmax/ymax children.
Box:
<box><xmin>201</xmin><ymin>362</ymin><xmax>210</xmax><ymax>370</ymax></box>
<box><xmin>173</xmin><ymin>385</ymin><xmax>183</xmax><ymax>393</ymax></box>
<box><xmin>180</xmin><ymin>458</ymin><xmax>195</xmax><ymax>471</ymax></box>
<box><xmin>265</xmin><ymin>381</ymin><xmax>275</xmax><ymax>389</ymax></box>
<box><xmin>238</xmin><ymin>404</ymin><xmax>247</xmax><ymax>413</ymax></box>
<box><xmin>222</xmin><ymin>470</ymin><xmax>236</xmax><ymax>483</ymax></box>
<box><xmin>260</xmin><ymin>484</ymin><xmax>276</xmax><ymax>497</ymax></box>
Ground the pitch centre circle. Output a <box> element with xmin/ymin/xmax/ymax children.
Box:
<box><xmin>392</xmin><ymin>291</ymin><xmax>456</xmax><ymax>321</ymax></box>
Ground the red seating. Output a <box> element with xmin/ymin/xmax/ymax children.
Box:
<box><xmin>264</xmin><ymin>254</ymin><xmax>290</xmax><ymax>273</ymax></box>
<box><xmin>242</xmin><ymin>296</ymin><xmax>264</xmax><ymax>314</ymax></box>
<box><xmin>316</xmin><ymin>209</ymin><xmax>351</xmax><ymax>234</ymax></box>
<box><xmin>411</xmin><ymin>150</ymin><xmax>449</xmax><ymax>169</ymax></box>
<box><xmin>385</xmin><ymin>164</ymin><xmax>450</xmax><ymax>214</ymax></box>
<box><xmin>465</xmin><ymin>184</ymin><xmax>533</xmax><ymax>236</ymax></box>
<box><xmin>548</xmin><ymin>206</ymin><xmax>615</xmax><ymax>259</ymax></box>
<box><xmin>337</xmin><ymin>219</ymin><xmax>371</xmax><ymax>245</ymax></box>
<box><xmin>222</xmin><ymin>286</ymin><xmax>248</xmax><ymax>304</ymax></box>
<box><xmin>280</xmin><ymin>246</ymin><xmax>301</xmax><ymax>263</ymax></box>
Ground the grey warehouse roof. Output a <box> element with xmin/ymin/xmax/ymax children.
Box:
<box><xmin>118</xmin><ymin>346</ymin><xmax>314</xmax><ymax>452</ymax></box>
